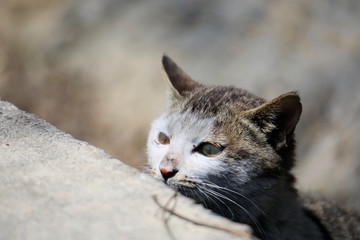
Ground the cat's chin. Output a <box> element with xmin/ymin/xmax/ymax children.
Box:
<box><xmin>165</xmin><ymin>179</ymin><xmax>180</xmax><ymax>190</ymax></box>
<box><xmin>166</xmin><ymin>178</ymin><xmax>197</xmax><ymax>189</ymax></box>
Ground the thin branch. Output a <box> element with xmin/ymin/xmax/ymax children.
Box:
<box><xmin>158</xmin><ymin>193</ymin><xmax>178</xmax><ymax>240</ymax></box>
<box><xmin>152</xmin><ymin>194</ymin><xmax>251</xmax><ymax>238</ymax></box>
<box><xmin>162</xmin><ymin>192</ymin><xmax>178</xmax><ymax>220</ymax></box>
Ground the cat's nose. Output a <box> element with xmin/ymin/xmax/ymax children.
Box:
<box><xmin>160</xmin><ymin>167</ymin><xmax>178</xmax><ymax>182</ymax></box>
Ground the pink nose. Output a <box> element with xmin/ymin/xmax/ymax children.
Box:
<box><xmin>160</xmin><ymin>167</ymin><xmax>178</xmax><ymax>181</ymax></box>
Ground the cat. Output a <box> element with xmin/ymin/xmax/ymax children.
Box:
<box><xmin>147</xmin><ymin>55</ymin><xmax>360</xmax><ymax>240</ymax></box>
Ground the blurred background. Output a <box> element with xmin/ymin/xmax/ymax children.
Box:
<box><xmin>0</xmin><ymin>0</ymin><xmax>359</xmax><ymax>211</ymax></box>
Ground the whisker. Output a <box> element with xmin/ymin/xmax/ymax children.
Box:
<box><xmin>179</xmin><ymin>186</ymin><xmax>187</xmax><ymax>198</ymax></box>
<box><xmin>201</xmin><ymin>180</ymin><xmax>266</xmax><ymax>216</ymax></box>
<box><xmin>193</xmin><ymin>186</ymin><xmax>209</xmax><ymax>209</ymax></box>
<box><xmin>196</xmin><ymin>186</ymin><xmax>231</xmax><ymax>217</ymax></box>
<box><xmin>139</xmin><ymin>164</ymin><xmax>152</xmax><ymax>173</ymax></box>
<box><xmin>197</xmin><ymin>186</ymin><xmax>235</xmax><ymax>219</ymax></box>
<box><xmin>198</xmin><ymin>184</ymin><xmax>268</xmax><ymax>240</ymax></box>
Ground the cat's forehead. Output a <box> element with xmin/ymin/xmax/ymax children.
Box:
<box><xmin>176</xmin><ymin>86</ymin><xmax>266</xmax><ymax>117</ymax></box>
<box><xmin>155</xmin><ymin>85</ymin><xmax>266</xmax><ymax>142</ymax></box>
<box><xmin>165</xmin><ymin>110</ymin><xmax>215</xmax><ymax>139</ymax></box>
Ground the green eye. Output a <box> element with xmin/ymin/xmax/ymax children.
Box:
<box><xmin>196</xmin><ymin>143</ymin><xmax>223</xmax><ymax>157</ymax></box>
<box><xmin>158</xmin><ymin>132</ymin><xmax>170</xmax><ymax>145</ymax></box>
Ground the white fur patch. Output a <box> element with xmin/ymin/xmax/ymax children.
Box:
<box><xmin>147</xmin><ymin>111</ymin><xmax>225</xmax><ymax>181</ymax></box>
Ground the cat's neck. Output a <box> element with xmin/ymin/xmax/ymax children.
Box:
<box><xmin>236</xmin><ymin>176</ymin><xmax>330</xmax><ymax>240</ymax></box>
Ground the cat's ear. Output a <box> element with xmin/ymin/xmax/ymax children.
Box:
<box><xmin>162</xmin><ymin>55</ymin><xmax>200</xmax><ymax>98</ymax></box>
<box><xmin>244</xmin><ymin>92</ymin><xmax>302</xmax><ymax>149</ymax></box>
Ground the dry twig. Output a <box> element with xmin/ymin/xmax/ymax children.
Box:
<box><xmin>152</xmin><ymin>194</ymin><xmax>251</xmax><ymax>238</ymax></box>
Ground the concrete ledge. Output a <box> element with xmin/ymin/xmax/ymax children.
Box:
<box><xmin>0</xmin><ymin>101</ymin><xmax>253</xmax><ymax>240</ymax></box>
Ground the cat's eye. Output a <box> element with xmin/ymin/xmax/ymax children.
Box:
<box><xmin>158</xmin><ymin>132</ymin><xmax>170</xmax><ymax>145</ymax></box>
<box><xmin>196</xmin><ymin>142</ymin><xmax>223</xmax><ymax>157</ymax></box>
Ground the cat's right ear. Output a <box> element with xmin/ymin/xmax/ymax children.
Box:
<box><xmin>162</xmin><ymin>55</ymin><xmax>201</xmax><ymax>98</ymax></box>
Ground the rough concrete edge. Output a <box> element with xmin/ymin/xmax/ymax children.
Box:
<box><xmin>0</xmin><ymin>100</ymin><xmax>256</xmax><ymax>240</ymax></box>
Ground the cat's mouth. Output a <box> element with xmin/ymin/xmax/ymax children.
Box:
<box><xmin>167</xmin><ymin>176</ymin><xmax>198</xmax><ymax>189</ymax></box>
<box><xmin>150</xmin><ymin>168</ymin><xmax>198</xmax><ymax>189</ymax></box>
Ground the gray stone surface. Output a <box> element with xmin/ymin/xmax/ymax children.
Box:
<box><xmin>0</xmin><ymin>100</ymin><xmax>253</xmax><ymax>240</ymax></box>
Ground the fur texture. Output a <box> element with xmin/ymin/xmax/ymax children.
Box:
<box><xmin>147</xmin><ymin>55</ymin><xmax>360</xmax><ymax>240</ymax></box>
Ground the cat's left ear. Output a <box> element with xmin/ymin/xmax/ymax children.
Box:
<box><xmin>244</xmin><ymin>92</ymin><xmax>302</xmax><ymax>150</ymax></box>
<box><xmin>162</xmin><ymin>55</ymin><xmax>201</xmax><ymax>98</ymax></box>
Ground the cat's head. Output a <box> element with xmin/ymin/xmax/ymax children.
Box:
<box><xmin>147</xmin><ymin>55</ymin><xmax>302</xmax><ymax>192</ymax></box>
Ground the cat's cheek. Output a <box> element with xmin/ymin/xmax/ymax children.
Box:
<box><xmin>183</xmin><ymin>154</ymin><xmax>225</xmax><ymax>178</ymax></box>
<box><xmin>148</xmin><ymin>141</ymin><xmax>169</xmax><ymax>169</ymax></box>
